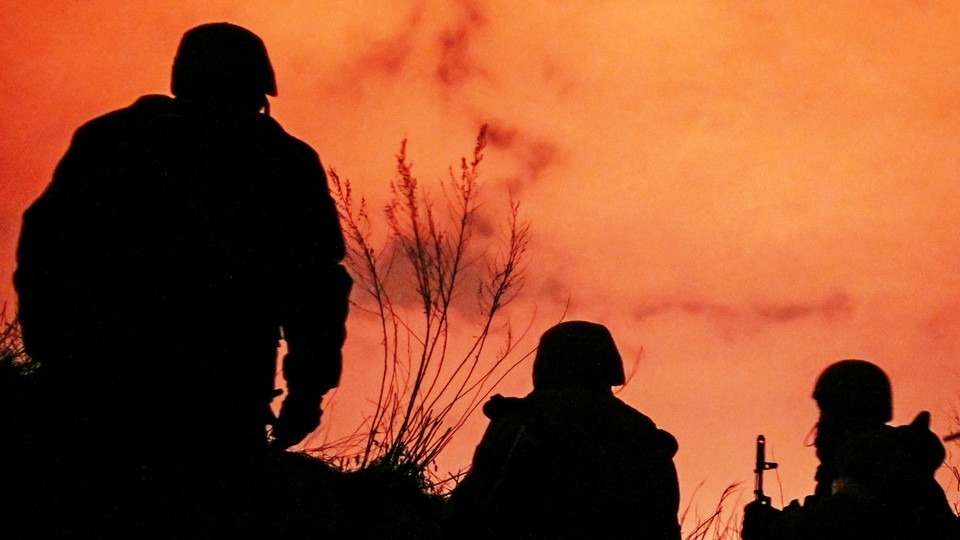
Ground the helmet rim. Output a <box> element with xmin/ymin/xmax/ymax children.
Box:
<box><xmin>813</xmin><ymin>359</ymin><xmax>892</xmax><ymax>424</ymax></box>
<box><xmin>171</xmin><ymin>22</ymin><xmax>277</xmax><ymax>101</ymax></box>
<box><xmin>532</xmin><ymin>321</ymin><xmax>626</xmax><ymax>391</ymax></box>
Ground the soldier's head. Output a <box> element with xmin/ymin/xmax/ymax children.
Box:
<box><xmin>171</xmin><ymin>22</ymin><xmax>277</xmax><ymax>113</ymax></box>
<box><xmin>813</xmin><ymin>359</ymin><xmax>892</xmax><ymax>426</ymax></box>
<box><xmin>812</xmin><ymin>359</ymin><xmax>892</xmax><ymax>460</ymax></box>
<box><xmin>532</xmin><ymin>321</ymin><xmax>626</xmax><ymax>392</ymax></box>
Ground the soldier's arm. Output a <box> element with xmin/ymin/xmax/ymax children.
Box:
<box><xmin>15</xmin><ymin>127</ymin><xmax>103</xmax><ymax>362</ymax></box>
<box><xmin>276</xmin><ymin>148</ymin><xmax>351</xmax><ymax>399</ymax></box>
<box><xmin>268</xmin><ymin>145</ymin><xmax>352</xmax><ymax>449</ymax></box>
<box><xmin>634</xmin><ymin>430</ymin><xmax>682</xmax><ymax>540</ymax></box>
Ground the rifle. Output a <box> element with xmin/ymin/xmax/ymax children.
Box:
<box><xmin>754</xmin><ymin>435</ymin><xmax>778</xmax><ymax>505</ymax></box>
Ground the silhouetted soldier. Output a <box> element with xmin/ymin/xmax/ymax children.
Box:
<box><xmin>13</xmin><ymin>22</ymin><xmax>350</xmax><ymax>536</ymax></box>
<box><xmin>449</xmin><ymin>321</ymin><xmax>682</xmax><ymax>539</ymax></box>
<box><xmin>742</xmin><ymin>360</ymin><xmax>958</xmax><ymax>540</ymax></box>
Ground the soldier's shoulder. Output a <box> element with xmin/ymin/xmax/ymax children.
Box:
<box><xmin>482</xmin><ymin>393</ymin><xmax>528</xmax><ymax>420</ymax></box>
<box><xmin>841</xmin><ymin>417</ymin><xmax>946</xmax><ymax>479</ymax></box>
<box><xmin>251</xmin><ymin>115</ymin><xmax>321</xmax><ymax>163</ymax></box>
<box><xmin>607</xmin><ymin>396</ymin><xmax>679</xmax><ymax>456</ymax></box>
<box><xmin>72</xmin><ymin>95</ymin><xmax>175</xmax><ymax>140</ymax></box>
<box><xmin>608</xmin><ymin>395</ymin><xmax>656</xmax><ymax>426</ymax></box>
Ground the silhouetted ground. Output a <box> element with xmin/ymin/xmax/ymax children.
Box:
<box><xmin>4</xmin><ymin>329</ymin><xmax>955</xmax><ymax>539</ymax></box>
<box><xmin>0</xmin><ymin>346</ymin><xmax>445</xmax><ymax>538</ymax></box>
<box><xmin>263</xmin><ymin>452</ymin><xmax>446</xmax><ymax>538</ymax></box>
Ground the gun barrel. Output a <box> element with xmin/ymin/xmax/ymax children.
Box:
<box><xmin>754</xmin><ymin>435</ymin><xmax>766</xmax><ymax>502</ymax></box>
<box><xmin>754</xmin><ymin>435</ymin><xmax>778</xmax><ymax>504</ymax></box>
<box><xmin>754</xmin><ymin>435</ymin><xmax>766</xmax><ymax>474</ymax></box>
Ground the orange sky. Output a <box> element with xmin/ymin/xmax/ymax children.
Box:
<box><xmin>4</xmin><ymin>0</ymin><xmax>960</xmax><ymax>520</ymax></box>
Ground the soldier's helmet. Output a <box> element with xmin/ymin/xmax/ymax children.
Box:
<box><xmin>813</xmin><ymin>359</ymin><xmax>892</xmax><ymax>424</ymax></box>
<box><xmin>532</xmin><ymin>321</ymin><xmax>626</xmax><ymax>391</ymax></box>
<box><xmin>171</xmin><ymin>22</ymin><xmax>277</xmax><ymax>102</ymax></box>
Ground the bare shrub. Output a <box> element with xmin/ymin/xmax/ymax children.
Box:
<box><xmin>943</xmin><ymin>413</ymin><xmax>960</xmax><ymax>515</ymax></box>
<box><xmin>680</xmin><ymin>482</ymin><xmax>743</xmax><ymax>540</ymax></box>
<box><xmin>322</xmin><ymin>125</ymin><xmax>532</xmax><ymax>490</ymax></box>
<box><xmin>0</xmin><ymin>306</ymin><xmax>37</xmax><ymax>414</ymax></box>
<box><xmin>0</xmin><ymin>305</ymin><xmax>28</xmax><ymax>369</ymax></box>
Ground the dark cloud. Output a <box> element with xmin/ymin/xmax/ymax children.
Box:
<box><xmin>435</xmin><ymin>26</ymin><xmax>469</xmax><ymax>85</ymax></box>
<box><xmin>485</xmin><ymin>122</ymin><xmax>561</xmax><ymax>193</ymax></box>
<box><xmin>633</xmin><ymin>302</ymin><xmax>672</xmax><ymax>320</ymax></box>
<box><xmin>327</xmin><ymin>0</ymin><xmax>492</xmax><ymax>96</ymax></box>
<box><xmin>361</xmin><ymin>33</ymin><xmax>417</xmax><ymax>76</ymax></box>
<box><xmin>534</xmin><ymin>276</ymin><xmax>574</xmax><ymax>311</ymax></box>
<box><xmin>634</xmin><ymin>290</ymin><xmax>856</xmax><ymax>326</ymax></box>
<box><xmin>335</xmin><ymin>0</ymin><xmax>488</xmax><ymax>86</ymax></box>
<box><xmin>522</xmin><ymin>141</ymin><xmax>559</xmax><ymax>181</ymax></box>
<box><xmin>352</xmin><ymin>228</ymin><xmax>526</xmax><ymax>319</ymax></box>
<box><xmin>469</xmin><ymin>206</ymin><xmax>498</xmax><ymax>238</ymax></box>
<box><xmin>434</xmin><ymin>0</ymin><xmax>489</xmax><ymax>88</ymax></box>
<box><xmin>485</xmin><ymin>124</ymin><xmax>518</xmax><ymax>148</ymax></box>
<box><xmin>679</xmin><ymin>301</ymin><xmax>739</xmax><ymax>319</ymax></box>
<box><xmin>753</xmin><ymin>291</ymin><xmax>853</xmax><ymax>322</ymax></box>
<box><xmin>320</xmin><ymin>6</ymin><xmax>424</xmax><ymax>96</ymax></box>
<box><xmin>343</xmin><ymin>187</ymin><xmax>519</xmax><ymax>319</ymax></box>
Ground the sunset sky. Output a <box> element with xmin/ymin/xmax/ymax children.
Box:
<box><xmin>4</xmin><ymin>0</ymin><xmax>960</xmax><ymax>520</ymax></box>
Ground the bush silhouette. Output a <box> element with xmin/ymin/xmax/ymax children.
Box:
<box><xmin>319</xmin><ymin>125</ymin><xmax>531</xmax><ymax>491</ymax></box>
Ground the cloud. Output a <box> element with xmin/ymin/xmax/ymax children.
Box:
<box><xmin>326</xmin><ymin>0</ymin><xmax>491</xmax><ymax>94</ymax></box>
<box><xmin>485</xmin><ymin>122</ymin><xmax>561</xmax><ymax>193</ymax></box>
<box><xmin>330</xmin><ymin>7</ymin><xmax>423</xmax><ymax>85</ymax></box>
<box><xmin>633</xmin><ymin>290</ymin><xmax>855</xmax><ymax>327</ymax></box>
<box><xmin>434</xmin><ymin>0</ymin><xmax>487</xmax><ymax>87</ymax></box>
<box><xmin>753</xmin><ymin>291</ymin><xmax>854</xmax><ymax>322</ymax></box>
<box><xmin>533</xmin><ymin>276</ymin><xmax>574</xmax><ymax>312</ymax></box>
<box><xmin>357</xmin><ymin>32</ymin><xmax>418</xmax><ymax>77</ymax></box>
